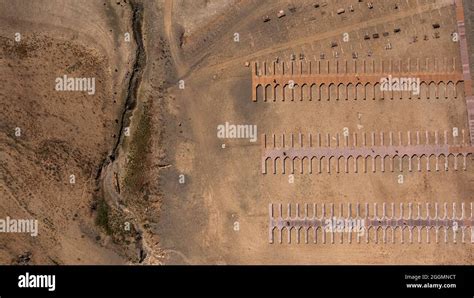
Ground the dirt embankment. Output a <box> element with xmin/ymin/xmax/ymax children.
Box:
<box><xmin>0</xmin><ymin>0</ymin><xmax>136</xmax><ymax>264</ymax></box>
<box><xmin>96</xmin><ymin>1</ymin><xmax>159</xmax><ymax>264</ymax></box>
<box><xmin>96</xmin><ymin>0</ymin><xmax>179</xmax><ymax>265</ymax></box>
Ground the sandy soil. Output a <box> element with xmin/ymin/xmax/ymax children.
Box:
<box><xmin>153</xmin><ymin>0</ymin><xmax>474</xmax><ymax>264</ymax></box>
<box><xmin>0</xmin><ymin>0</ymin><xmax>134</xmax><ymax>264</ymax></box>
